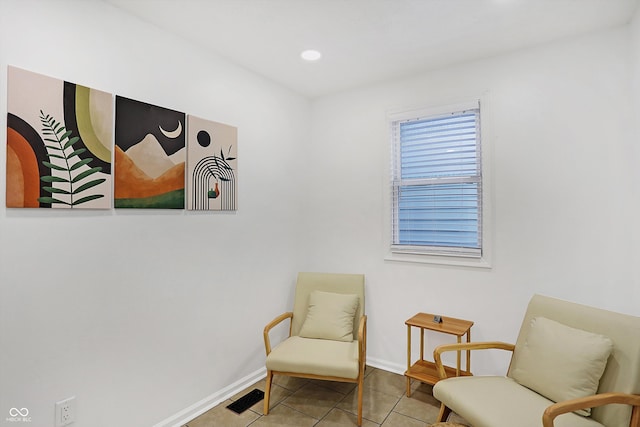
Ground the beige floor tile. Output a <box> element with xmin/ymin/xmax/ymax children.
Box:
<box><xmin>250</xmin><ymin>403</ymin><xmax>317</xmax><ymax>427</ymax></box>
<box><xmin>311</xmin><ymin>379</ymin><xmax>357</xmax><ymax>395</ymax></box>
<box><xmin>315</xmin><ymin>408</ymin><xmax>380</xmax><ymax>427</ymax></box>
<box><xmin>232</xmin><ymin>379</ymin><xmax>293</xmax><ymax>414</ymax></box>
<box><xmin>337</xmin><ymin>386</ymin><xmax>401</xmax><ymax>424</ymax></box>
<box><xmin>263</xmin><ymin>383</ymin><xmax>293</xmax><ymax>413</ymax></box>
<box><xmin>446</xmin><ymin>412</ymin><xmax>471</xmax><ymax>426</ymax></box>
<box><xmin>184</xmin><ymin>399</ymin><xmax>260</xmax><ymax>427</ymax></box>
<box><xmin>393</xmin><ymin>390</ymin><xmax>441</xmax><ymax>423</ymax></box>
<box><xmin>282</xmin><ymin>381</ymin><xmax>348</xmax><ymax>420</ymax></box>
<box><xmin>364</xmin><ymin>366</ymin><xmax>377</xmax><ymax>378</ymax></box>
<box><xmin>409</xmin><ymin>379</ymin><xmax>434</xmax><ymax>396</ymax></box>
<box><xmin>272</xmin><ymin>374</ymin><xmax>309</xmax><ymax>392</ymax></box>
<box><xmin>364</xmin><ymin>369</ymin><xmax>406</xmax><ymax>398</ymax></box>
<box><xmin>381</xmin><ymin>411</ymin><xmax>428</xmax><ymax>427</ymax></box>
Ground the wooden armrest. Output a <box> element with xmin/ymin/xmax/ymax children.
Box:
<box><xmin>263</xmin><ymin>312</ymin><xmax>293</xmax><ymax>355</ymax></box>
<box><xmin>358</xmin><ymin>315</ymin><xmax>367</xmax><ymax>368</ymax></box>
<box><xmin>433</xmin><ymin>341</ymin><xmax>515</xmax><ymax>379</ymax></box>
<box><xmin>542</xmin><ymin>393</ymin><xmax>640</xmax><ymax>427</ymax></box>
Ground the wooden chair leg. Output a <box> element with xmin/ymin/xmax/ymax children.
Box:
<box><xmin>263</xmin><ymin>370</ymin><xmax>273</xmax><ymax>415</ymax></box>
<box><xmin>437</xmin><ymin>403</ymin><xmax>451</xmax><ymax>422</ymax></box>
<box><xmin>630</xmin><ymin>405</ymin><xmax>640</xmax><ymax>427</ymax></box>
<box><xmin>357</xmin><ymin>377</ymin><xmax>364</xmax><ymax>426</ymax></box>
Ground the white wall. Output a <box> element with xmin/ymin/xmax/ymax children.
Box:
<box><xmin>631</xmin><ymin>4</ymin><xmax>640</xmax><ymax>313</ymax></box>
<box><xmin>305</xmin><ymin>26</ymin><xmax>639</xmax><ymax>374</ymax></box>
<box><xmin>633</xmin><ymin>5</ymin><xmax>640</xmax><ymax>112</ymax></box>
<box><xmin>0</xmin><ymin>1</ymin><xmax>308</xmax><ymax>426</ymax></box>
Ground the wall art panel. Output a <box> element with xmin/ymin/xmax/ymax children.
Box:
<box><xmin>114</xmin><ymin>96</ymin><xmax>185</xmax><ymax>209</ymax></box>
<box><xmin>6</xmin><ymin>66</ymin><xmax>113</xmax><ymax>209</ymax></box>
<box><xmin>186</xmin><ymin>115</ymin><xmax>238</xmax><ymax>211</ymax></box>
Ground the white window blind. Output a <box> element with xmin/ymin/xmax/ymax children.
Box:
<box><xmin>390</xmin><ymin>102</ymin><xmax>482</xmax><ymax>257</ymax></box>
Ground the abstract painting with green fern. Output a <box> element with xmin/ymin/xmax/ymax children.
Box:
<box><xmin>6</xmin><ymin>66</ymin><xmax>113</xmax><ymax>209</ymax></box>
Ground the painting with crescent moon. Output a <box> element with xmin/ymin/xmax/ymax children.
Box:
<box><xmin>114</xmin><ymin>96</ymin><xmax>185</xmax><ymax>209</ymax></box>
<box><xmin>186</xmin><ymin>115</ymin><xmax>238</xmax><ymax>211</ymax></box>
<box><xmin>6</xmin><ymin>66</ymin><xmax>113</xmax><ymax>209</ymax></box>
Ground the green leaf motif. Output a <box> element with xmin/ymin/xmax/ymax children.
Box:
<box><xmin>41</xmin><ymin>176</ymin><xmax>69</xmax><ymax>183</ymax></box>
<box><xmin>72</xmin><ymin>194</ymin><xmax>104</xmax><ymax>206</ymax></box>
<box><xmin>72</xmin><ymin>167</ymin><xmax>102</xmax><ymax>183</ymax></box>
<box><xmin>42</xmin><ymin>161</ymin><xmax>68</xmax><ymax>171</ymax></box>
<box><xmin>73</xmin><ymin>179</ymin><xmax>105</xmax><ymax>194</ymax></box>
<box><xmin>37</xmin><ymin>196</ymin><xmax>70</xmax><ymax>205</ymax></box>
<box><xmin>39</xmin><ymin>110</ymin><xmax>107</xmax><ymax>208</ymax></box>
<box><xmin>69</xmin><ymin>158</ymin><xmax>92</xmax><ymax>171</ymax></box>
<box><xmin>63</xmin><ymin>136</ymin><xmax>79</xmax><ymax>150</ymax></box>
<box><xmin>69</xmin><ymin>148</ymin><xmax>87</xmax><ymax>158</ymax></box>
<box><xmin>43</xmin><ymin>186</ymin><xmax>72</xmax><ymax>195</ymax></box>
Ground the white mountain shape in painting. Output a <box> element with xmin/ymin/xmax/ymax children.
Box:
<box><xmin>125</xmin><ymin>134</ymin><xmax>184</xmax><ymax>179</ymax></box>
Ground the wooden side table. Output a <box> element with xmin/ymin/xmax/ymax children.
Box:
<box><xmin>405</xmin><ymin>312</ymin><xmax>474</xmax><ymax>397</ymax></box>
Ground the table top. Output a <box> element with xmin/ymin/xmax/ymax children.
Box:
<box><xmin>405</xmin><ymin>312</ymin><xmax>473</xmax><ymax>336</ymax></box>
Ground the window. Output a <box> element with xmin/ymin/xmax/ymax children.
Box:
<box><xmin>389</xmin><ymin>100</ymin><xmax>484</xmax><ymax>260</ymax></box>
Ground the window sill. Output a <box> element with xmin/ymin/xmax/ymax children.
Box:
<box><xmin>385</xmin><ymin>250</ymin><xmax>492</xmax><ymax>269</ymax></box>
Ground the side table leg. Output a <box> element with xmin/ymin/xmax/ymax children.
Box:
<box><xmin>406</xmin><ymin>324</ymin><xmax>411</xmax><ymax>397</ymax></box>
<box><xmin>456</xmin><ymin>335</ymin><xmax>462</xmax><ymax>376</ymax></box>
<box><xmin>466</xmin><ymin>329</ymin><xmax>471</xmax><ymax>374</ymax></box>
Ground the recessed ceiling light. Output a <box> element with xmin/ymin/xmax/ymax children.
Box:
<box><xmin>301</xmin><ymin>49</ymin><xmax>322</xmax><ymax>61</ymax></box>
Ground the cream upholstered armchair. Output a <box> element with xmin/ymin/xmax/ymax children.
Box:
<box><xmin>263</xmin><ymin>272</ymin><xmax>366</xmax><ymax>425</ymax></box>
<box><xmin>432</xmin><ymin>294</ymin><xmax>640</xmax><ymax>427</ymax></box>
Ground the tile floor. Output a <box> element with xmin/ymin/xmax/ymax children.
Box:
<box><xmin>183</xmin><ymin>366</ymin><xmax>470</xmax><ymax>427</ymax></box>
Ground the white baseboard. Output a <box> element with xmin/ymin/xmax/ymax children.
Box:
<box><xmin>153</xmin><ymin>357</ymin><xmax>402</xmax><ymax>427</ymax></box>
<box><xmin>366</xmin><ymin>357</ymin><xmax>405</xmax><ymax>376</ymax></box>
<box><xmin>152</xmin><ymin>367</ymin><xmax>267</xmax><ymax>427</ymax></box>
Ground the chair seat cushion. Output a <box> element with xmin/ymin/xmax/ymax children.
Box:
<box><xmin>433</xmin><ymin>376</ymin><xmax>605</xmax><ymax>427</ymax></box>
<box><xmin>266</xmin><ymin>336</ymin><xmax>359</xmax><ymax>379</ymax></box>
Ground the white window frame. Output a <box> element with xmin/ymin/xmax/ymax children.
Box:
<box><xmin>384</xmin><ymin>96</ymin><xmax>492</xmax><ymax>268</ymax></box>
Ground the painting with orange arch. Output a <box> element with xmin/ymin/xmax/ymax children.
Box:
<box><xmin>6</xmin><ymin>66</ymin><xmax>113</xmax><ymax>209</ymax></box>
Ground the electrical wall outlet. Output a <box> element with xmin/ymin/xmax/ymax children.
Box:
<box><xmin>55</xmin><ymin>396</ymin><xmax>76</xmax><ymax>426</ymax></box>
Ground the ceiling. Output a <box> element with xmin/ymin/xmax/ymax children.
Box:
<box><xmin>104</xmin><ymin>0</ymin><xmax>639</xmax><ymax>99</ymax></box>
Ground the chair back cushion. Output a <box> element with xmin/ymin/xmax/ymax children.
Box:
<box><xmin>299</xmin><ymin>291</ymin><xmax>359</xmax><ymax>341</ymax></box>
<box><xmin>508</xmin><ymin>294</ymin><xmax>640</xmax><ymax>427</ymax></box>
<box><xmin>291</xmin><ymin>272</ymin><xmax>365</xmax><ymax>340</ymax></box>
<box><xmin>509</xmin><ymin>316</ymin><xmax>613</xmax><ymax>416</ymax></box>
